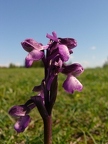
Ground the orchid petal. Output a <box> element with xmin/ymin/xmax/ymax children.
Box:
<box><xmin>52</xmin><ymin>31</ymin><xmax>58</xmax><ymax>39</ymax></box>
<box><xmin>58</xmin><ymin>44</ymin><xmax>70</xmax><ymax>62</ymax></box>
<box><xmin>25</xmin><ymin>59</ymin><xmax>33</xmax><ymax>67</ymax></box>
<box><xmin>21</xmin><ymin>39</ymin><xmax>44</xmax><ymax>52</ymax></box>
<box><xmin>25</xmin><ymin>49</ymin><xmax>44</xmax><ymax>67</ymax></box>
<box><xmin>62</xmin><ymin>63</ymin><xmax>84</xmax><ymax>76</ymax></box>
<box><xmin>9</xmin><ymin>105</ymin><xmax>27</xmax><ymax>117</ymax></box>
<box><xmin>60</xmin><ymin>38</ymin><xmax>77</xmax><ymax>49</ymax></box>
<box><xmin>46</xmin><ymin>31</ymin><xmax>58</xmax><ymax>42</ymax></box>
<box><xmin>63</xmin><ymin>75</ymin><xmax>83</xmax><ymax>93</ymax></box>
<box><xmin>14</xmin><ymin>115</ymin><xmax>31</xmax><ymax>133</ymax></box>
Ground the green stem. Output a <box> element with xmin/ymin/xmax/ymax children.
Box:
<box><xmin>43</xmin><ymin>115</ymin><xmax>52</xmax><ymax>144</ymax></box>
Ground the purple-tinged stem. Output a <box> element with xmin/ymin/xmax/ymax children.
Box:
<box><xmin>43</xmin><ymin>115</ymin><xmax>52</xmax><ymax>144</ymax></box>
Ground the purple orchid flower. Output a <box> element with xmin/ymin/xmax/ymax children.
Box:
<box><xmin>9</xmin><ymin>101</ymin><xmax>36</xmax><ymax>132</ymax></box>
<box><xmin>9</xmin><ymin>97</ymin><xmax>48</xmax><ymax>133</ymax></box>
<box><xmin>9</xmin><ymin>31</ymin><xmax>84</xmax><ymax>136</ymax></box>
<box><xmin>21</xmin><ymin>32</ymin><xmax>77</xmax><ymax>68</ymax></box>
<box><xmin>21</xmin><ymin>39</ymin><xmax>48</xmax><ymax>67</ymax></box>
<box><xmin>46</xmin><ymin>32</ymin><xmax>77</xmax><ymax>61</ymax></box>
<box><xmin>9</xmin><ymin>105</ymin><xmax>32</xmax><ymax>132</ymax></box>
<box><xmin>62</xmin><ymin>63</ymin><xmax>84</xmax><ymax>93</ymax></box>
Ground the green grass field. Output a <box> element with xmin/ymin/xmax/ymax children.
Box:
<box><xmin>0</xmin><ymin>67</ymin><xmax>108</xmax><ymax>144</ymax></box>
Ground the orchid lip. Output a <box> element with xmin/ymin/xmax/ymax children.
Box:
<box><xmin>63</xmin><ymin>75</ymin><xmax>83</xmax><ymax>93</ymax></box>
<box><xmin>14</xmin><ymin>115</ymin><xmax>31</xmax><ymax>133</ymax></box>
